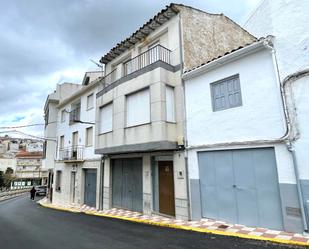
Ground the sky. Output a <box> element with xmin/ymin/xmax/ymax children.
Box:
<box><xmin>0</xmin><ymin>0</ymin><xmax>261</xmax><ymax>138</ymax></box>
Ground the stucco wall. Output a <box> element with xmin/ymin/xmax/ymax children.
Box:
<box><xmin>287</xmin><ymin>76</ymin><xmax>309</xmax><ymax>180</ymax></box>
<box><xmin>57</xmin><ymin>86</ymin><xmax>100</xmax><ymax>161</ymax></box>
<box><xmin>52</xmin><ymin>160</ymin><xmax>101</xmax><ymax>208</ymax></box>
<box><xmin>244</xmin><ymin>0</ymin><xmax>309</xmax><ymax>79</ymax></box>
<box><xmin>178</xmin><ymin>5</ymin><xmax>256</xmax><ymax>72</ymax></box>
<box><xmin>185</xmin><ymin>48</ymin><xmax>286</xmax><ymax>146</ymax></box>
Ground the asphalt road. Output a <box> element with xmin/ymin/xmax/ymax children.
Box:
<box><xmin>0</xmin><ymin>196</ymin><xmax>303</xmax><ymax>249</ymax></box>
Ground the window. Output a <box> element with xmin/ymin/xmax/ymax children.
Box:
<box><xmin>55</xmin><ymin>170</ymin><xmax>62</xmax><ymax>192</ymax></box>
<box><xmin>211</xmin><ymin>74</ymin><xmax>242</xmax><ymax>111</ymax></box>
<box><xmin>61</xmin><ymin>110</ymin><xmax>66</xmax><ymax>122</ymax></box>
<box><xmin>87</xmin><ymin>93</ymin><xmax>94</xmax><ymax>110</ymax></box>
<box><xmin>86</xmin><ymin>127</ymin><xmax>93</xmax><ymax>146</ymax></box>
<box><xmin>99</xmin><ymin>103</ymin><xmax>113</xmax><ymax>133</ymax></box>
<box><xmin>126</xmin><ymin>88</ymin><xmax>150</xmax><ymax>127</ymax></box>
<box><xmin>72</xmin><ymin>131</ymin><xmax>78</xmax><ymax>148</ymax></box>
<box><xmin>166</xmin><ymin>85</ymin><xmax>175</xmax><ymax>122</ymax></box>
<box><xmin>59</xmin><ymin>136</ymin><xmax>64</xmax><ymax>149</ymax></box>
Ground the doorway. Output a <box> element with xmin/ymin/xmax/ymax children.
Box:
<box><xmin>112</xmin><ymin>158</ymin><xmax>143</xmax><ymax>212</ymax></box>
<box><xmin>84</xmin><ymin>169</ymin><xmax>97</xmax><ymax>207</ymax></box>
<box><xmin>158</xmin><ymin>161</ymin><xmax>175</xmax><ymax>216</ymax></box>
<box><xmin>70</xmin><ymin>171</ymin><xmax>76</xmax><ymax>204</ymax></box>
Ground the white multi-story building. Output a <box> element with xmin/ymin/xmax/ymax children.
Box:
<box><xmin>43</xmin><ymin>82</ymin><xmax>85</xmax><ymax>200</ymax></box>
<box><xmin>51</xmin><ymin>72</ymin><xmax>103</xmax><ymax>208</ymax></box>
<box><xmin>13</xmin><ymin>150</ymin><xmax>48</xmax><ymax>188</ymax></box>
<box><xmin>92</xmin><ymin>3</ymin><xmax>255</xmax><ymax>220</ymax></box>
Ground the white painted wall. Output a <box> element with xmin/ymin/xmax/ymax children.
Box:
<box><xmin>245</xmin><ymin>0</ymin><xmax>309</xmax><ymax>181</ymax></box>
<box><xmin>245</xmin><ymin>0</ymin><xmax>309</xmax><ymax>79</ymax></box>
<box><xmin>289</xmin><ymin>76</ymin><xmax>309</xmax><ymax>179</ymax></box>
<box><xmin>185</xmin><ymin>49</ymin><xmax>286</xmax><ymax>145</ymax></box>
<box><xmin>57</xmin><ymin>86</ymin><xmax>100</xmax><ymax>161</ymax></box>
<box><xmin>0</xmin><ymin>158</ymin><xmax>16</xmax><ymax>173</ymax></box>
<box><xmin>184</xmin><ymin>48</ymin><xmax>298</xmax><ymax>184</ymax></box>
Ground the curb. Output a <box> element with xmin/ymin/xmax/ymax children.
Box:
<box><xmin>39</xmin><ymin>202</ymin><xmax>309</xmax><ymax>247</ymax></box>
<box><xmin>0</xmin><ymin>193</ymin><xmax>26</xmax><ymax>203</ymax></box>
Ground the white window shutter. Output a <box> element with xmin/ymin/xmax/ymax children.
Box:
<box><xmin>166</xmin><ymin>85</ymin><xmax>175</xmax><ymax>122</ymax></box>
<box><xmin>100</xmin><ymin>103</ymin><xmax>113</xmax><ymax>133</ymax></box>
<box><xmin>126</xmin><ymin>89</ymin><xmax>150</xmax><ymax>127</ymax></box>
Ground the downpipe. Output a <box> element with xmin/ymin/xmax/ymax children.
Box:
<box><xmin>287</xmin><ymin>143</ymin><xmax>308</xmax><ymax>232</ymax></box>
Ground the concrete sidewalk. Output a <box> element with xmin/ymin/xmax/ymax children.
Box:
<box><xmin>39</xmin><ymin>198</ymin><xmax>309</xmax><ymax>247</ymax></box>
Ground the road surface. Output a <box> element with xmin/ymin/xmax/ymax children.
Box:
<box><xmin>0</xmin><ymin>195</ymin><xmax>301</xmax><ymax>249</ymax></box>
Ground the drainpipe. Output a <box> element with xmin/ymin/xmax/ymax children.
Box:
<box><xmin>178</xmin><ymin>15</ymin><xmax>191</xmax><ymax>220</ymax></box>
<box><xmin>269</xmin><ymin>43</ymin><xmax>309</xmax><ymax>232</ymax></box>
<box><xmin>99</xmin><ymin>155</ymin><xmax>104</xmax><ymax>210</ymax></box>
<box><xmin>287</xmin><ymin>143</ymin><xmax>308</xmax><ymax>232</ymax></box>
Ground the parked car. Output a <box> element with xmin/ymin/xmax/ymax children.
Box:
<box><xmin>35</xmin><ymin>185</ymin><xmax>47</xmax><ymax>196</ymax></box>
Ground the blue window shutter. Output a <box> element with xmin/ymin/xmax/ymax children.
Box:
<box><xmin>211</xmin><ymin>75</ymin><xmax>242</xmax><ymax>111</ymax></box>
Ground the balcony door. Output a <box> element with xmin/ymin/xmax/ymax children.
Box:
<box><xmin>72</xmin><ymin>132</ymin><xmax>78</xmax><ymax>159</ymax></box>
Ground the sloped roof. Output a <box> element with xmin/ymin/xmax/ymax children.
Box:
<box><xmin>100</xmin><ymin>3</ymin><xmax>180</xmax><ymax>64</ymax></box>
<box><xmin>16</xmin><ymin>150</ymin><xmax>42</xmax><ymax>158</ymax></box>
<box><xmin>183</xmin><ymin>37</ymin><xmax>270</xmax><ymax>74</ymax></box>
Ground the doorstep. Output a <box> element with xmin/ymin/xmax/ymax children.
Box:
<box><xmin>38</xmin><ymin>198</ymin><xmax>309</xmax><ymax>247</ymax></box>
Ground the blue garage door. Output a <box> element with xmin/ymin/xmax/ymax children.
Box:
<box><xmin>84</xmin><ymin>169</ymin><xmax>97</xmax><ymax>207</ymax></box>
<box><xmin>112</xmin><ymin>158</ymin><xmax>143</xmax><ymax>212</ymax></box>
<box><xmin>198</xmin><ymin>148</ymin><xmax>283</xmax><ymax>230</ymax></box>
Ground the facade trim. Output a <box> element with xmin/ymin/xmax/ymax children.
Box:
<box><xmin>96</xmin><ymin>62</ymin><xmax>181</xmax><ymax>98</ymax></box>
<box><xmin>95</xmin><ymin>141</ymin><xmax>178</xmax><ymax>155</ymax></box>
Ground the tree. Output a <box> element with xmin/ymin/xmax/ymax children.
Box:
<box><xmin>5</xmin><ymin>167</ymin><xmax>13</xmax><ymax>175</ymax></box>
<box><xmin>0</xmin><ymin>171</ymin><xmax>4</xmax><ymax>188</ymax></box>
<box><xmin>4</xmin><ymin>167</ymin><xmax>14</xmax><ymax>189</ymax></box>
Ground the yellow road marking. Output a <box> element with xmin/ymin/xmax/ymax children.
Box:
<box><xmin>39</xmin><ymin>202</ymin><xmax>309</xmax><ymax>247</ymax></box>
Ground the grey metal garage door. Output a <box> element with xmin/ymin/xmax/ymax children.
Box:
<box><xmin>84</xmin><ymin>169</ymin><xmax>97</xmax><ymax>207</ymax></box>
<box><xmin>112</xmin><ymin>158</ymin><xmax>143</xmax><ymax>212</ymax></box>
<box><xmin>198</xmin><ymin>148</ymin><xmax>283</xmax><ymax>230</ymax></box>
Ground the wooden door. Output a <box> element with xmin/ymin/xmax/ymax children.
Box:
<box><xmin>159</xmin><ymin>161</ymin><xmax>175</xmax><ymax>216</ymax></box>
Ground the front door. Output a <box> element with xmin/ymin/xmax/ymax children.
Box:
<box><xmin>158</xmin><ymin>161</ymin><xmax>175</xmax><ymax>216</ymax></box>
<box><xmin>84</xmin><ymin>169</ymin><xmax>97</xmax><ymax>207</ymax></box>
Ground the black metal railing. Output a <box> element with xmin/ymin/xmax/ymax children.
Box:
<box><xmin>124</xmin><ymin>45</ymin><xmax>171</xmax><ymax>76</ymax></box>
<box><xmin>100</xmin><ymin>68</ymin><xmax>117</xmax><ymax>88</ymax></box>
<box><xmin>59</xmin><ymin>146</ymin><xmax>84</xmax><ymax>161</ymax></box>
<box><xmin>69</xmin><ymin>107</ymin><xmax>80</xmax><ymax>124</ymax></box>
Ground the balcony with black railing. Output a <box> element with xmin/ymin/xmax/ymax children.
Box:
<box><xmin>98</xmin><ymin>45</ymin><xmax>172</xmax><ymax>91</ymax></box>
<box><xmin>124</xmin><ymin>44</ymin><xmax>171</xmax><ymax>76</ymax></box>
<box><xmin>69</xmin><ymin>107</ymin><xmax>80</xmax><ymax>125</ymax></box>
<box><xmin>59</xmin><ymin>146</ymin><xmax>84</xmax><ymax>162</ymax></box>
